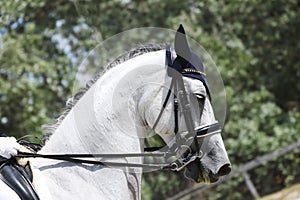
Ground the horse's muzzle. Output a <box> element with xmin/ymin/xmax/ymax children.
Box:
<box><xmin>184</xmin><ymin>158</ymin><xmax>231</xmax><ymax>183</ymax></box>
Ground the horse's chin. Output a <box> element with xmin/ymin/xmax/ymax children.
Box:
<box><xmin>184</xmin><ymin>165</ymin><xmax>219</xmax><ymax>184</ymax></box>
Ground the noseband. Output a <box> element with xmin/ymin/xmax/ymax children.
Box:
<box><xmin>16</xmin><ymin>47</ymin><xmax>221</xmax><ymax>172</ymax></box>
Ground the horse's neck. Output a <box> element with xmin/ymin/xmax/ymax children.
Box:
<box><xmin>31</xmin><ymin>50</ymin><xmax>167</xmax><ymax>200</ymax></box>
<box><xmin>40</xmin><ymin>78</ymin><xmax>141</xmax><ymax>155</ymax></box>
<box><xmin>40</xmin><ymin>50</ymin><xmax>167</xmax><ymax>155</ymax></box>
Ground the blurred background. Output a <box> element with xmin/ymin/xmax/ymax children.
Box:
<box><xmin>0</xmin><ymin>0</ymin><xmax>299</xmax><ymax>199</ymax></box>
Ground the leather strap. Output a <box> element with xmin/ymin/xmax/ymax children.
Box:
<box><xmin>0</xmin><ymin>160</ymin><xmax>39</xmax><ymax>200</ymax></box>
<box><xmin>151</xmin><ymin>79</ymin><xmax>174</xmax><ymax>133</ymax></box>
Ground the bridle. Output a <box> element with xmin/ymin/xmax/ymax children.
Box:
<box><xmin>144</xmin><ymin>45</ymin><xmax>221</xmax><ymax>170</ymax></box>
<box><xmin>16</xmin><ymin>46</ymin><xmax>221</xmax><ymax>172</ymax></box>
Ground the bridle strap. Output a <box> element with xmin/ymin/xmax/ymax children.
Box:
<box><xmin>196</xmin><ymin>122</ymin><xmax>220</xmax><ymax>137</ymax></box>
<box><xmin>151</xmin><ymin>79</ymin><xmax>174</xmax><ymax>133</ymax></box>
<box><xmin>173</xmin><ymin>82</ymin><xmax>179</xmax><ymax>134</ymax></box>
<box><xmin>170</xmin><ymin>68</ymin><xmax>200</xmax><ymax>155</ymax></box>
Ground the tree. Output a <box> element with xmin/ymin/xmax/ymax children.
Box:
<box><xmin>1</xmin><ymin>0</ymin><xmax>299</xmax><ymax>199</ymax></box>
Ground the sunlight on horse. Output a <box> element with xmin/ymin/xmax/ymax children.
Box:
<box><xmin>0</xmin><ymin>25</ymin><xmax>230</xmax><ymax>200</ymax></box>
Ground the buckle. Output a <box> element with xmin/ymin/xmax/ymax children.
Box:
<box><xmin>170</xmin><ymin>151</ymin><xmax>203</xmax><ymax>171</ymax></box>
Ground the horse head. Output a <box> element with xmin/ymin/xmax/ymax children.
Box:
<box><xmin>144</xmin><ymin>25</ymin><xmax>231</xmax><ymax>183</ymax></box>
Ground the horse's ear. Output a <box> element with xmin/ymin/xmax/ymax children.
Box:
<box><xmin>175</xmin><ymin>24</ymin><xmax>191</xmax><ymax>61</ymax></box>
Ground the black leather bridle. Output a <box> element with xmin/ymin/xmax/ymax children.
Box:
<box><xmin>143</xmin><ymin>45</ymin><xmax>221</xmax><ymax>171</ymax></box>
<box><xmin>16</xmin><ymin>46</ymin><xmax>221</xmax><ymax>172</ymax></box>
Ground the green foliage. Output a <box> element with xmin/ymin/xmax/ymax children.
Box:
<box><xmin>0</xmin><ymin>0</ymin><xmax>300</xmax><ymax>199</ymax></box>
<box><xmin>0</xmin><ymin>0</ymin><xmax>95</xmax><ymax>139</ymax></box>
<box><xmin>142</xmin><ymin>171</ymin><xmax>190</xmax><ymax>200</ymax></box>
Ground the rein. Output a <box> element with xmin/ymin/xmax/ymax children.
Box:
<box><xmin>16</xmin><ymin>152</ymin><xmax>174</xmax><ymax>170</ymax></box>
<box><xmin>16</xmin><ymin>123</ymin><xmax>220</xmax><ymax>171</ymax></box>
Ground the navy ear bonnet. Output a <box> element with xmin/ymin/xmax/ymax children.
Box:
<box><xmin>166</xmin><ymin>45</ymin><xmax>211</xmax><ymax>100</ymax></box>
<box><xmin>166</xmin><ymin>24</ymin><xmax>211</xmax><ymax>100</ymax></box>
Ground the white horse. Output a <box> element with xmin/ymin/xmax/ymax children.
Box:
<box><xmin>0</xmin><ymin>26</ymin><xmax>230</xmax><ymax>200</ymax></box>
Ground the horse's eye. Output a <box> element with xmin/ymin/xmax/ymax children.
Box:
<box><xmin>195</xmin><ymin>93</ymin><xmax>205</xmax><ymax>100</ymax></box>
<box><xmin>195</xmin><ymin>94</ymin><xmax>205</xmax><ymax>111</ymax></box>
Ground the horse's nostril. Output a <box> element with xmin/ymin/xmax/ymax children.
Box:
<box><xmin>217</xmin><ymin>164</ymin><xmax>231</xmax><ymax>176</ymax></box>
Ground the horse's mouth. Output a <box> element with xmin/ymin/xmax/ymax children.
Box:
<box><xmin>197</xmin><ymin>169</ymin><xmax>219</xmax><ymax>184</ymax></box>
<box><xmin>184</xmin><ymin>162</ymin><xmax>219</xmax><ymax>184</ymax></box>
<box><xmin>206</xmin><ymin>171</ymin><xmax>219</xmax><ymax>183</ymax></box>
<box><xmin>184</xmin><ymin>165</ymin><xmax>219</xmax><ymax>184</ymax></box>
